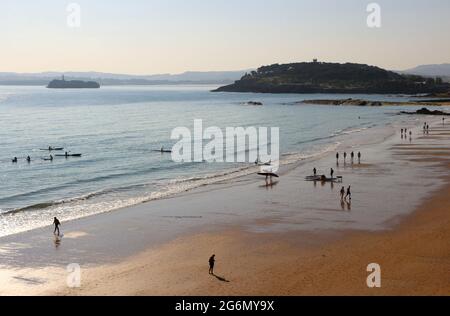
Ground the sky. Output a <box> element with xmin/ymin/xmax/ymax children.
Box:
<box><xmin>1</xmin><ymin>0</ymin><xmax>449</xmax><ymax>74</ymax></box>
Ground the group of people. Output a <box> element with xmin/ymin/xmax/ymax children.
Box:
<box><xmin>401</xmin><ymin>128</ymin><xmax>413</xmax><ymax>138</ymax></box>
<box><xmin>11</xmin><ymin>155</ymin><xmax>32</xmax><ymax>163</ymax></box>
<box><xmin>335</xmin><ymin>151</ymin><xmax>361</xmax><ymax>164</ymax></box>
<box><xmin>340</xmin><ymin>185</ymin><xmax>352</xmax><ymax>201</ymax></box>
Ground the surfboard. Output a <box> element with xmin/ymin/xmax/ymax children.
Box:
<box><xmin>258</xmin><ymin>172</ymin><xmax>279</xmax><ymax>178</ymax></box>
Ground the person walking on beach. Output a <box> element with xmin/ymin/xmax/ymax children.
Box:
<box><xmin>358</xmin><ymin>152</ymin><xmax>361</xmax><ymax>164</ymax></box>
<box><xmin>345</xmin><ymin>186</ymin><xmax>352</xmax><ymax>200</ymax></box>
<box><xmin>343</xmin><ymin>152</ymin><xmax>347</xmax><ymax>163</ymax></box>
<box><xmin>340</xmin><ymin>187</ymin><xmax>345</xmax><ymax>200</ymax></box>
<box><xmin>209</xmin><ymin>254</ymin><xmax>216</xmax><ymax>275</ymax></box>
<box><xmin>330</xmin><ymin>168</ymin><xmax>334</xmax><ymax>179</ymax></box>
<box><xmin>336</xmin><ymin>152</ymin><xmax>339</xmax><ymax>163</ymax></box>
<box><xmin>53</xmin><ymin>217</ymin><xmax>61</xmax><ymax>236</ymax></box>
<box><xmin>351</xmin><ymin>152</ymin><xmax>355</xmax><ymax>163</ymax></box>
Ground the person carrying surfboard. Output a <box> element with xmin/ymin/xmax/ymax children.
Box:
<box><xmin>53</xmin><ymin>217</ymin><xmax>61</xmax><ymax>236</ymax></box>
<box><xmin>345</xmin><ymin>186</ymin><xmax>352</xmax><ymax>200</ymax></box>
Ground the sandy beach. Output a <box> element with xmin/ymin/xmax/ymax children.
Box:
<box><xmin>1</xmin><ymin>118</ymin><xmax>449</xmax><ymax>296</ymax></box>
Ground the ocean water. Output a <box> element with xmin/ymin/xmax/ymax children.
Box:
<box><xmin>0</xmin><ymin>85</ymin><xmax>428</xmax><ymax>237</ymax></box>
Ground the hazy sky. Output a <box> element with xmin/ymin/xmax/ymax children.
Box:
<box><xmin>1</xmin><ymin>0</ymin><xmax>449</xmax><ymax>74</ymax></box>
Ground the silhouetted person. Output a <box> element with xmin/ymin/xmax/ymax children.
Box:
<box><xmin>313</xmin><ymin>168</ymin><xmax>317</xmax><ymax>176</ymax></box>
<box><xmin>26</xmin><ymin>156</ymin><xmax>31</xmax><ymax>163</ymax></box>
<box><xmin>401</xmin><ymin>128</ymin><xmax>404</xmax><ymax>135</ymax></box>
<box><xmin>65</xmin><ymin>152</ymin><xmax>69</xmax><ymax>157</ymax></box>
<box><xmin>50</xmin><ymin>155</ymin><xmax>54</xmax><ymax>161</ymax></box>
<box><xmin>351</xmin><ymin>152</ymin><xmax>354</xmax><ymax>162</ymax></box>
<box><xmin>343</xmin><ymin>152</ymin><xmax>347</xmax><ymax>162</ymax></box>
<box><xmin>336</xmin><ymin>152</ymin><xmax>339</xmax><ymax>162</ymax></box>
<box><xmin>330</xmin><ymin>168</ymin><xmax>334</xmax><ymax>179</ymax></box>
<box><xmin>209</xmin><ymin>254</ymin><xmax>216</xmax><ymax>275</ymax></box>
<box><xmin>358</xmin><ymin>152</ymin><xmax>361</xmax><ymax>164</ymax></box>
<box><xmin>12</xmin><ymin>157</ymin><xmax>18</xmax><ymax>163</ymax></box>
<box><xmin>340</xmin><ymin>187</ymin><xmax>345</xmax><ymax>200</ymax></box>
<box><xmin>443</xmin><ymin>118</ymin><xmax>445</xmax><ymax>125</ymax></box>
<box><xmin>345</xmin><ymin>186</ymin><xmax>352</xmax><ymax>200</ymax></box>
<box><xmin>53</xmin><ymin>217</ymin><xmax>61</xmax><ymax>236</ymax></box>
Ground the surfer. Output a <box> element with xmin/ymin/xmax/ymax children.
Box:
<box><xmin>345</xmin><ymin>185</ymin><xmax>352</xmax><ymax>200</ymax></box>
<box><xmin>209</xmin><ymin>254</ymin><xmax>216</xmax><ymax>275</ymax></box>
<box><xmin>65</xmin><ymin>152</ymin><xmax>69</xmax><ymax>158</ymax></box>
<box><xmin>26</xmin><ymin>156</ymin><xmax>31</xmax><ymax>163</ymax></box>
<box><xmin>53</xmin><ymin>217</ymin><xmax>61</xmax><ymax>236</ymax></box>
<box><xmin>50</xmin><ymin>155</ymin><xmax>54</xmax><ymax>161</ymax></box>
<box><xmin>12</xmin><ymin>157</ymin><xmax>18</xmax><ymax>163</ymax></box>
<box><xmin>340</xmin><ymin>186</ymin><xmax>345</xmax><ymax>200</ymax></box>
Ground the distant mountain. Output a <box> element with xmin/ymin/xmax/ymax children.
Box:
<box><xmin>401</xmin><ymin>64</ymin><xmax>450</xmax><ymax>77</ymax></box>
<box><xmin>0</xmin><ymin>70</ymin><xmax>251</xmax><ymax>86</ymax></box>
<box><xmin>214</xmin><ymin>62</ymin><xmax>450</xmax><ymax>94</ymax></box>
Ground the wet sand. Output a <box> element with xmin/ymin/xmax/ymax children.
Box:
<box><xmin>1</xmin><ymin>119</ymin><xmax>450</xmax><ymax>295</ymax></box>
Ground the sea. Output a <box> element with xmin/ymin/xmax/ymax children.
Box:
<box><xmin>0</xmin><ymin>84</ymin><xmax>433</xmax><ymax>237</ymax></box>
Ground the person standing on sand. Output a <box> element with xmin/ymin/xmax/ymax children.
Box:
<box><xmin>345</xmin><ymin>186</ymin><xmax>352</xmax><ymax>200</ymax></box>
<box><xmin>340</xmin><ymin>187</ymin><xmax>345</xmax><ymax>200</ymax></box>
<box><xmin>344</xmin><ymin>152</ymin><xmax>347</xmax><ymax>163</ymax></box>
<box><xmin>351</xmin><ymin>152</ymin><xmax>355</xmax><ymax>162</ymax></box>
<box><xmin>209</xmin><ymin>255</ymin><xmax>216</xmax><ymax>275</ymax></box>
<box><xmin>358</xmin><ymin>152</ymin><xmax>361</xmax><ymax>164</ymax></box>
<box><xmin>336</xmin><ymin>152</ymin><xmax>339</xmax><ymax>162</ymax></box>
<box><xmin>53</xmin><ymin>217</ymin><xmax>61</xmax><ymax>236</ymax></box>
<box><xmin>313</xmin><ymin>168</ymin><xmax>317</xmax><ymax>176</ymax></box>
<box><xmin>331</xmin><ymin>168</ymin><xmax>334</xmax><ymax>179</ymax></box>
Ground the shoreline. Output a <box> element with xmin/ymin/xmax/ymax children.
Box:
<box><xmin>1</xmin><ymin>117</ymin><xmax>449</xmax><ymax>295</ymax></box>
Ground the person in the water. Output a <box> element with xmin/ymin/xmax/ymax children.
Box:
<box><xmin>53</xmin><ymin>217</ymin><xmax>61</xmax><ymax>236</ymax></box>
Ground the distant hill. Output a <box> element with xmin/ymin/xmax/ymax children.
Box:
<box><xmin>0</xmin><ymin>70</ymin><xmax>251</xmax><ymax>86</ymax></box>
<box><xmin>402</xmin><ymin>64</ymin><xmax>450</xmax><ymax>78</ymax></box>
<box><xmin>214</xmin><ymin>62</ymin><xmax>450</xmax><ymax>94</ymax></box>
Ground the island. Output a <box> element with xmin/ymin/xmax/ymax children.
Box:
<box><xmin>213</xmin><ymin>61</ymin><xmax>450</xmax><ymax>95</ymax></box>
<box><xmin>47</xmin><ymin>75</ymin><xmax>100</xmax><ymax>89</ymax></box>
